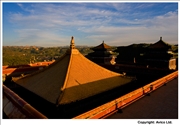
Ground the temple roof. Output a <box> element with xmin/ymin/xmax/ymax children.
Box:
<box><xmin>13</xmin><ymin>37</ymin><xmax>135</xmax><ymax>105</ymax></box>
<box><xmin>92</xmin><ymin>41</ymin><xmax>112</xmax><ymax>51</ymax></box>
<box><xmin>148</xmin><ymin>37</ymin><xmax>171</xmax><ymax>49</ymax></box>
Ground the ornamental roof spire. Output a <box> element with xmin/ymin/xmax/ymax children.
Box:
<box><xmin>70</xmin><ymin>36</ymin><xmax>75</xmax><ymax>49</ymax></box>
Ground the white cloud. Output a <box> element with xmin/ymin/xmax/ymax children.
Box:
<box><xmin>5</xmin><ymin>3</ymin><xmax>178</xmax><ymax>46</ymax></box>
<box><xmin>81</xmin><ymin>9</ymin><xmax>178</xmax><ymax>45</ymax></box>
<box><xmin>17</xmin><ymin>3</ymin><xmax>35</xmax><ymax>14</ymax></box>
<box><xmin>17</xmin><ymin>3</ymin><xmax>23</xmax><ymax>8</ymax></box>
<box><xmin>13</xmin><ymin>29</ymin><xmax>69</xmax><ymax>46</ymax></box>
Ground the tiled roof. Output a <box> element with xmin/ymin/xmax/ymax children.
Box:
<box><xmin>149</xmin><ymin>37</ymin><xmax>171</xmax><ymax>49</ymax></box>
<box><xmin>92</xmin><ymin>41</ymin><xmax>112</xmax><ymax>50</ymax></box>
<box><xmin>13</xmin><ymin>37</ymin><xmax>135</xmax><ymax>105</ymax></box>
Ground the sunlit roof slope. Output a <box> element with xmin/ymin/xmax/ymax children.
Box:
<box><xmin>13</xmin><ymin>37</ymin><xmax>135</xmax><ymax>105</ymax></box>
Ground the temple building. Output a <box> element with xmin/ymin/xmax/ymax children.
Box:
<box><xmin>114</xmin><ymin>37</ymin><xmax>177</xmax><ymax>70</ymax></box>
<box><xmin>114</xmin><ymin>43</ymin><xmax>149</xmax><ymax>65</ymax></box>
<box><xmin>86</xmin><ymin>41</ymin><xmax>117</xmax><ymax>65</ymax></box>
<box><xmin>8</xmin><ymin>37</ymin><xmax>136</xmax><ymax>118</ymax></box>
<box><xmin>141</xmin><ymin>37</ymin><xmax>177</xmax><ymax>70</ymax></box>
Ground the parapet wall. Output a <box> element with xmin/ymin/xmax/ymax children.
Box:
<box><xmin>3</xmin><ymin>84</ymin><xmax>47</xmax><ymax>119</ymax></box>
<box><xmin>73</xmin><ymin>70</ymin><xmax>178</xmax><ymax>119</ymax></box>
<box><xmin>2</xmin><ymin>67</ymin><xmax>178</xmax><ymax>119</ymax></box>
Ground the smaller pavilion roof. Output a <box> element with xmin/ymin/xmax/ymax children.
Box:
<box><xmin>149</xmin><ymin>37</ymin><xmax>172</xmax><ymax>49</ymax></box>
<box><xmin>92</xmin><ymin>41</ymin><xmax>112</xmax><ymax>51</ymax></box>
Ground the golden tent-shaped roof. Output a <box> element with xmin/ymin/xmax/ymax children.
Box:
<box><xmin>13</xmin><ymin>37</ymin><xmax>135</xmax><ymax>105</ymax></box>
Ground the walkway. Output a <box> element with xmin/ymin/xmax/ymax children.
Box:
<box><xmin>107</xmin><ymin>77</ymin><xmax>178</xmax><ymax>119</ymax></box>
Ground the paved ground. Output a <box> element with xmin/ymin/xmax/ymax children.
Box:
<box><xmin>107</xmin><ymin>77</ymin><xmax>178</xmax><ymax>119</ymax></box>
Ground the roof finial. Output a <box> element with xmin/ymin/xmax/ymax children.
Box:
<box><xmin>160</xmin><ymin>37</ymin><xmax>162</xmax><ymax>40</ymax></box>
<box><xmin>70</xmin><ymin>36</ymin><xmax>75</xmax><ymax>49</ymax></box>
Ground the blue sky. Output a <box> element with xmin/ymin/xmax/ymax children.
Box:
<box><xmin>2</xmin><ymin>2</ymin><xmax>178</xmax><ymax>47</ymax></box>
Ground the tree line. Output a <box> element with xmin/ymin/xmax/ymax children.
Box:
<box><xmin>3</xmin><ymin>46</ymin><xmax>93</xmax><ymax>66</ymax></box>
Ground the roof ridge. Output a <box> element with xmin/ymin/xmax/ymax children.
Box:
<box><xmin>57</xmin><ymin>50</ymin><xmax>131</xmax><ymax>104</ymax></box>
<box><xmin>56</xmin><ymin>37</ymin><xmax>79</xmax><ymax>104</ymax></box>
<box><xmin>61</xmin><ymin>52</ymin><xmax>73</xmax><ymax>90</ymax></box>
<box><xmin>78</xmin><ymin>50</ymin><xmax>121</xmax><ymax>76</ymax></box>
<box><xmin>159</xmin><ymin>39</ymin><xmax>171</xmax><ymax>46</ymax></box>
